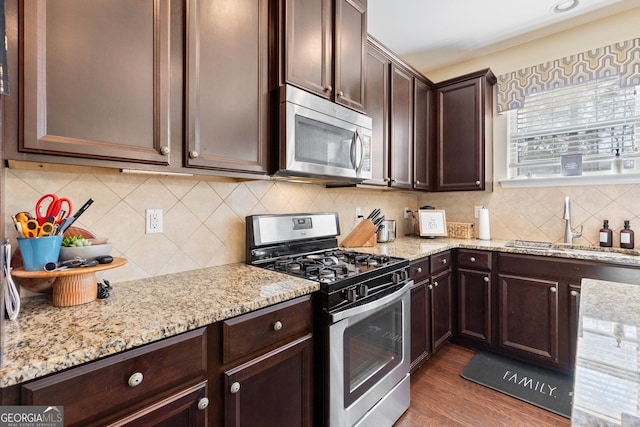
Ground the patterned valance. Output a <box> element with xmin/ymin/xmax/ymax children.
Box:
<box><xmin>496</xmin><ymin>37</ymin><xmax>640</xmax><ymax>113</ymax></box>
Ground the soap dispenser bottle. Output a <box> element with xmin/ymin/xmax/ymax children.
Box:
<box><xmin>620</xmin><ymin>220</ymin><xmax>635</xmax><ymax>249</ymax></box>
<box><xmin>613</xmin><ymin>148</ymin><xmax>623</xmax><ymax>174</ymax></box>
<box><xmin>599</xmin><ymin>220</ymin><xmax>613</xmax><ymax>247</ymax></box>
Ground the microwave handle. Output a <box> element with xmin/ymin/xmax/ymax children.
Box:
<box><xmin>353</xmin><ymin>129</ymin><xmax>365</xmax><ymax>174</ymax></box>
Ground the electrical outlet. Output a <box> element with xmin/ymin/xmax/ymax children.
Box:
<box><xmin>146</xmin><ymin>208</ymin><xmax>163</xmax><ymax>234</ymax></box>
<box><xmin>355</xmin><ymin>207</ymin><xmax>362</xmax><ymax>218</ymax></box>
<box><xmin>404</xmin><ymin>207</ymin><xmax>412</xmax><ymax>219</ymax></box>
<box><xmin>474</xmin><ymin>206</ymin><xmax>483</xmax><ymax>219</ymax></box>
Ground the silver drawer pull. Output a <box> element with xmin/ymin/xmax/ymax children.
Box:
<box><xmin>198</xmin><ymin>397</ymin><xmax>209</xmax><ymax>410</ymax></box>
<box><xmin>273</xmin><ymin>321</ymin><xmax>283</xmax><ymax>331</ymax></box>
<box><xmin>550</xmin><ymin>286</ymin><xmax>557</xmax><ymax>293</ymax></box>
<box><xmin>483</xmin><ymin>276</ymin><xmax>489</xmax><ymax>282</ymax></box>
<box><xmin>160</xmin><ymin>145</ymin><xmax>170</xmax><ymax>155</ymax></box>
<box><xmin>128</xmin><ymin>372</ymin><xmax>144</xmax><ymax>388</ymax></box>
<box><xmin>441</xmin><ymin>259</ymin><xmax>447</xmax><ymax>264</ymax></box>
<box><xmin>230</xmin><ymin>382</ymin><xmax>241</xmax><ymax>394</ymax></box>
<box><xmin>570</xmin><ymin>290</ymin><xmax>579</xmax><ymax>297</ymax></box>
<box><xmin>470</xmin><ymin>257</ymin><xmax>476</xmax><ymax>262</ymax></box>
<box><xmin>416</xmin><ymin>267</ymin><xmax>422</xmax><ymax>273</ymax></box>
<box><xmin>428</xmin><ymin>284</ymin><xmax>433</xmax><ymax>290</ymax></box>
<box><xmin>433</xmin><ymin>281</ymin><xmax>439</xmax><ymax>287</ymax></box>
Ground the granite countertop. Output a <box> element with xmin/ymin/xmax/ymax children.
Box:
<box><xmin>3</xmin><ymin>236</ymin><xmax>640</xmax><ymax>389</ymax></box>
<box><xmin>571</xmin><ymin>279</ymin><xmax>640</xmax><ymax>426</ymax></box>
<box><xmin>0</xmin><ymin>263</ymin><xmax>318</xmax><ymax>388</ymax></box>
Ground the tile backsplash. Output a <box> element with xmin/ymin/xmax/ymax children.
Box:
<box><xmin>3</xmin><ymin>168</ymin><xmax>417</xmax><ymax>286</ymax></box>
<box><xmin>5</xmin><ymin>167</ymin><xmax>639</xmax><ymax>293</ymax></box>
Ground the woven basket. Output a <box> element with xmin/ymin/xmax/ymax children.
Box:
<box><xmin>447</xmin><ymin>222</ymin><xmax>475</xmax><ymax>239</ymax></box>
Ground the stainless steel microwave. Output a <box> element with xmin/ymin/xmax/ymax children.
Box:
<box><xmin>273</xmin><ymin>85</ymin><xmax>372</xmax><ymax>183</ymax></box>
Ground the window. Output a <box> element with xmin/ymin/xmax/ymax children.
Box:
<box><xmin>507</xmin><ymin>78</ymin><xmax>640</xmax><ymax>178</ymax></box>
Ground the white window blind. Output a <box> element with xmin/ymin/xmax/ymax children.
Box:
<box><xmin>508</xmin><ymin>78</ymin><xmax>639</xmax><ymax>178</ymax></box>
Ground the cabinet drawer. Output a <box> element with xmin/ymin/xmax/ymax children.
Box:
<box><xmin>431</xmin><ymin>251</ymin><xmax>452</xmax><ymax>274</ymax></box>
<box><xmin>409</xmin><ymin>258</ymin><xmax>430</xmax><ymax>283</ymax></box>
<box><xmin>223</xmin><ymin>295</ymin><xmax>312</xmax><ymax>364</ymax></box>
<box><xmin>458</xmin><ymin>249</ymin><xmax>491</xmax><ymax>270</ymax></box>
<box><xmin>22</xmin><ymin>328</ymin><xmax>207</xmax><ymax>426</ymax></box>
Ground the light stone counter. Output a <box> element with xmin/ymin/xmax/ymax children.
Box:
<box><xmin>571</xmin><ymin>279</ymin><xmax>640</xmax><ymax>426</ymax></box>
<box><xmin>0</xmin><ymin>263</ymin><xmax>318</xmax><ymax>388</ymax></box>
<box><xmin>3</xmin><ymin>236</ymin><xmax>640</xmax><ymax>390</ymax></box>
<box><xmin>370</xmin><ymin>236</ymin><xmax>640</xmax><ymax>267</ymax></box>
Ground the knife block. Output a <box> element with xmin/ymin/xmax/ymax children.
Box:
<box><xmin>341</xmin><ymin>219</ymin><xmax>378</xmax><ymax>247</ymax></box>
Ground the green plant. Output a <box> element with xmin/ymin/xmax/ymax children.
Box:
<box><xmin>61</xmin><ymin>236</ymin><xmax>92</xmax><ymax>247</ymax></box>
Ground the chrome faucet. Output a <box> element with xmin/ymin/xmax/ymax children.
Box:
<box><xmin>563</xmin><ymin>196</ymin><xmax>583</xmax><ymax>244</ymax></box>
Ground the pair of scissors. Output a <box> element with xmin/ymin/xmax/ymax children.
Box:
<box><xmin>15</xmin><ymin>212</ymin><xmax>56</xmax><ymax>237</ymax></box>
<box><xmin>35</xmin><ymin>193</ymin><xmax>72</xmax><ymax>225</ymax></box>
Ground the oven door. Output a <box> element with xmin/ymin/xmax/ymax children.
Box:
<box><xmin>328</xmin><ymin>281</ymin><xmax>411</xmax><ymax>427</ymax></box>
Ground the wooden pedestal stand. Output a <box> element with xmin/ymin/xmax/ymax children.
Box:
<box><xmin>11</xmin><ymin>257</ymin><xmax>127</xmax><ymax>307</ymax></box>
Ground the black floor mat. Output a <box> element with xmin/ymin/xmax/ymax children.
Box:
<box><xmin>461</xmin><ymin>351</ymin><xmax>573</xmax><ymax>418</ymax></box>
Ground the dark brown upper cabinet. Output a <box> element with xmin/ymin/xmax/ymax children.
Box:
<box><xmin>413</xmin><ymin>77</ymin><xmax>434</xmax><ymax>191</ymax></box>
<box><xmin>363</xmin><ymin>37</ymin><xmax>434</xmax><ymax>190</ymax></box>
<box><xmin>435</xmin><ymin>69</ymin><xmax>496</xmax><ymax>191</ymax></box>
<box><xmin>16</xmin><ymin>0</ymin><xmax>174</xmax><ymax>165</ymax></box>
<box><xmin>270</xmin><ymin>0</ymin><xmax>367</xmax><ymax>112</ymax></box>
<box><xmin>184</xmin><ymin>0</ymin><xmax>269</xmax><ymax>174</ymax></box>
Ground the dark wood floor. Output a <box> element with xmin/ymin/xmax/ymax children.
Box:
<box><xmin>394</xmin><ymin>344</ymin><xmax>571</xmax><ymax>427</ymax></box>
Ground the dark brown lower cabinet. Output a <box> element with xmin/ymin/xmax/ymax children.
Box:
<box><xmin>410</xmin><ymin>281</ymin><xmax>431</xmax><ymax>371</ymax></box>
<box><xmin>431</xmin><ymin>268</ymin><xmax>453</xmax><ymax>353</ymax></box>
<box><xmin>457</xmin><ymin>268</ymin><xmax>492</xmax><ymax>346</ymax></box>
<box><xmin>498</xmin><ymin>274</ymin><xmax>560</xmax><ymax>367</ymax></box>
<box><xmin>223</xmin><ymin>335</ymin><xmax>314</xmax><ymax>427</ymax></box>
<box><xmin>20</xmin><ymin>328</ymin><xmax>208</xmax><ymax>427</ymax></box>
<box><xmin>568</xmin><ymin>283</ymin><xmax>581</xmax><ymax>368</ymax></box>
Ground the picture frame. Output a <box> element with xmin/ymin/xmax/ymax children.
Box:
<box><xmin>418</xmin><ymin>209</ymin><xmax>448</xmax><ymax>237</ymax></box>
<box><xmin>561</xmin><ymin>153</ymin><xmax>583</xmax><ymax>176</ymax></box>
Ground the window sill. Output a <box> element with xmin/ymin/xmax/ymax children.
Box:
<box><xmin>499</xmin><ymin>173</ymin><xmax>640</xmax><ymax>188</ymax></box>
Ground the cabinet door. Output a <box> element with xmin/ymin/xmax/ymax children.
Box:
<box><xmin>185</xmin><ymin>0</ymin><xmax>269</xmax><ymax>173</ymax></box>
<box><xmin>21</xmin><ymin>0</ymin><xmax>172</xmax><ymax>164</ymax></box>
<box><xmin>498</xmin><ymin>274</ymin><xmax>560</xmax><ymax>366</ymax></box>
<box><xmin>389</xmin><ymin>64</ymin><xmax>413</xmax><ymax>189</ymax></box>
<box><xmin>436</xmin><ymin>77</ymin><xmax>483</xmax><ymax>191</ymax></box>
<box><xmin>107</xmin><ymin>382</ymin><xmax>207</xmax><ymax>427</ymax></box>
<box><xmin>431</xmin><ymin>269</ymin><xmax>453</xmax><ymax>352</ymax></box>
<box><xmin>362</xmin><ymin>42</ymin><xmax>390</xmax><ymax>187</ymax></box>
<box><xmin>282</xmin><ymin>0</ymin><xmax>332</xmax><ymax>98</ymax></box>
<box><xmin>334</xmin><ymin>0</ymin><xmax>367</xmax><ymax>112</ymax></box>
<box><xmin>458</xmin><ymin>268</ymin><xmax>492</xmax><ymax>345</ymax></box>
<box><xmin>224</xmin><ymin>335</ymin><xmax>314</xmax><ymax>427</ymax></box>
<box><xmin>413</xmin><ymin>77</ymin><xmax>433</xmax><ymax>191</ymax></box>
<box><xmin>410</xmin><ymin>282</ymin><xmax>431</xmax><ymax>371</ymax></box>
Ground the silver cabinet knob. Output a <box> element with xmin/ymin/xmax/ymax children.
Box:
<box><xmin>470</xmin><ymin>257</ymin><xmax>476</xmax><ymax>262</ymax></box>
<box><xmin>428</xmin><ymin>284</ymin><xmax>433</xmax><ymax>290</ymax></box>
<box><xmin>442</xmin><ymin>259</ymin><xmax>447</xmax><ymax>264</ymax></box>
<box><xmin>128</xmin><ymin>372</ymin><xmax>144</xmax><ymax>388</ymax></box>
<box><xmin>415</xmin><ymin>180</ymin><xmax>420</xmax><ymax>185</ymax></box>
<box><xmin>273</xmin><ymin>320</ymin><xmax>283</xmax><ymax>331</ymax></box>
<box><xmin>338</xmin><ymin>90</ymin><xmax>344</xmax><ymax>97</ymax></box>
<box><xmin>384</xmin><ymin>177</ymin><xmax>391</xmax><ymax>182</ymax></box>
<box><xmin>230</xmin><ymin>382</ymin><xmax>241</xmax><ymax>394</ymax></box>
<box><xmin>391</xmin><ymin>179</ymin><xmax>397</xmax><ymax>183</ymax></box>
<box><xmin>550</xmin><ymin>286</ymin><xmax>557</xmax><ymax>293</ymax></box>
<box><xmin>570</xmin><ymin>290</ymin><xmax>579</xmax><ymax>297</ymax></box>
<box><xmin>483</xmin><ymin>276</ymin><xmax>489</xmax><ymax>282</ymax></box>
<box><xmin>475</xmin><ymin>180</ymin><xmax>481</xmax><ymax>185</ymax></box>
<box><xmin>189</xmin><ymin>150</ymin><xmax>199</xmax><ymax>159</ymax></box>
<box><xmin>325</xmin><ymin>85</ymin><xmax>332</xmax><ymax>92</ymax></box>
<box><xmin>160</xmin><ymin>146</ymin><xmax>170</xmax><ymax>155</ymax></box>
<box><xmin>198</xmin><ymin>397</ymin><xmax>209</xmax><ymax>410</ymax></box>
<box><xmin>416</xmin><ymin>267</ymin><xmax>422</xmax><ymax>273</ymax></box>
<box><xmin>433</xmin><ymin>281</ymin><xmax>439</xmax><ymax>287</ymax></box>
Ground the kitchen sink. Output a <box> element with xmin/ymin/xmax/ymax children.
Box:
<box><xmin>505</xmin><ymin>239</ymin><xmax>640</xmax><ymax>256</ymax></box>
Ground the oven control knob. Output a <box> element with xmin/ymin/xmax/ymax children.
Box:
<box><xmin>346</xmin><ymin>288</ymin><xmax>358</xmax><ymax>302</ymax></box>
<box><xmin>392</xmin><ymin>273</ymin><xmax>400</xmax><ymax>284</ymax></box>
<box><xmin>358</xmin><ymin>284</ymin><xmax>369</xmax><ymax>297</ymax></box>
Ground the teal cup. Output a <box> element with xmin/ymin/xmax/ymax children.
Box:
<box><xmin>17</xmin><ymin>235</ymin><xmax>63</xmax><ymax>271</ymax></box>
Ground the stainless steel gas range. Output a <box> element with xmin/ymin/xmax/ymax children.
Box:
<box><xmin>246</xmin><ymin>212</ymin><xmax>411</xmax><ymax>427</ymax></box>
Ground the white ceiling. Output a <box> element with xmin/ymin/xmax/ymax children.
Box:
<box><xmin>367</xmin><ymin>0</ymin><xmax>640</xmax><ymax>73</ymax></box>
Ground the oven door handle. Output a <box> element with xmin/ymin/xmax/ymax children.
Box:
<box><xmin>330</xmin><ymin>280</ymin><xmax>413</xmax><ymax>324</ymax></box>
